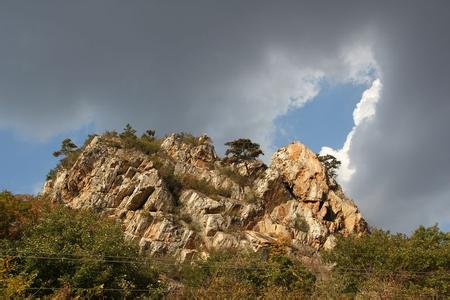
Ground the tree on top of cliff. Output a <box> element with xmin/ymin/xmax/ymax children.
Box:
<box><xmin>52</xmin><ymin>138</ymin><xmax>78</xmax><ymax>158</ymax></box>
<box><xmin>224</xmin><ymin>139</ymin><xmax>264</xmax><ymax>162</ymax></box>
<box><xmin>224</xmin><ymin>138</ymin><xmax>264</xmax><ymax>175</ymax></box>
<box><xmin>317</xmin><ymin>154</ymin><xmax>341</xmax><ymax>183</ymax></box>
<box><xmin>120</xmin><ymin>123</ymin><xmax>137</xmax><ymax>140</ymax></box>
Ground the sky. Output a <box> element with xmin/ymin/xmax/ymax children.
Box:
<box><xmin>0</xmin><ymin>1</ymin><xmax>449</xmax><ymax>233</ymax></box>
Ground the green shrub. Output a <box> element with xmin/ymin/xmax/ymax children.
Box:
<box><xmin>322</xmin><ymin>226</ymin><xmax>450</xmax><ymax>297</ymax></box>
<box><xmin>179</xmin><ymin>132</ymin><xmax>201</xmax><ymax>146</ymax></box>
<box><xmin>179</xmin><ymin>250</ymin><xmax>316</xmax><ymax>298</ymax></box>
<box><xmin>135</xmin><ymin>135</ymin><xmax>161</xmax><ymax>155</ymax></box>
<box><xmin>217</xmin><ymin>166</ymin><xmax>249</xmax><ymax>186</ymax></box>
<box><xmin>156</xmin><ymin>164</ymin><xmax>183</xmax><ymax>203</ymax></box>
<box><xmin>180</xmin><ymin>175</ymin><xmax>231</xmax><ymax>199</ymax></box>
<box><xmin>115</xmin><ymin>124</ymin><xmax>161</xmax><ymax>155</ymax></box>
<box><xmin>5</xmin><ymin>207</ymin><xmax>163</xmax><ymax>298</ymax></box>
<box><xmin>293</xmin><ymin>214</ymin><xmax>309</xmax><ymax>233</ymax></box>
<box><xmin>0</xmin><ymin>191</ymin><xmax>29</xmax><ymax>240</ymax></box>
<box><xmin>0</xmin><ymin>192</ymin><xmax>49</xmax><ymax>240</ymax></box>
<box><xmin>243</xmin><ymin>190</ymin><xmax>257</xmax><ymax>204</ymax></box>
<box><xmin>47</xmin><ymin>138</ymin><xmax>82</xmax><ymax>180</ymax></box>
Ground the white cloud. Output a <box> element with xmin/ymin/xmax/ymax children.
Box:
<box><xmin>320</xmin><ymin>78</ymin><xmax>382</xmax><ymax>183</ymax></box>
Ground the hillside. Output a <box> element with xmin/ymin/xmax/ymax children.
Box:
<box><xmin>42</xmin><ymin>131</ymin><xmax>367</xmax><ymax>259</ymax></box>
<box><xmin>2</xmin><ymin>131</ymin><xmax>448</xmax><ymax>298</ymax></box>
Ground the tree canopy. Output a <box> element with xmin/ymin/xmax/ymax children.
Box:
<box><xmin>224</xmin><ymin>138</ymin><xmax>264</xmax><ymax>163</ymax></box>
<box><xmin>317</xmin><ymin>154</ymin><xmax>341</xmax><ymax>181</ymax></box>
<box><xmin>52</xmin><ymin>138</ymin><xmax>78</xmax><ymax>158</ymax></box>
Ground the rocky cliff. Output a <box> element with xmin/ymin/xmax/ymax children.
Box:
<box><xmin>42</xmin><ymin>133</ymin><xmax>367</xmax><ymax>260</ymax></box>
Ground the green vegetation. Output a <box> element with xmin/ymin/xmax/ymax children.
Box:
<box><xmin>217</xmin><ymin>165</ymin><xmax>249</xmax><ymax>186</ymax></box>
<box><xmin>323</xmin><ymin>226</ymin><xmax>450</xmax><ymax>298</ymax></box>
<box><xmin>179</xmin><ymin>175</ymin><xmax>232</xmax><ymax>199</ymax></box>
<box><xmin>0</xmin><ymin>191</ymin><xmax>44</xmax><ymax>240</ymax></box>
<box><xmin>179</xmin><ymin>250</ymin><xmax>316</xmax><ymax>299</ymax></box>
<box><xmin>8</xmin><ymin>126</ymin><xmax>450</xmax><ymax>298</ymax></box>
<box><xmin>119</xmin><ymin>124</ymin><xmax>161</xmax><ymax>155</ymax></box>
<box><xmin>179</xmin><ymin>132</ymin><xmax>202</xmax><ymax>146</ymax></box>
<box><xmin>155</xmin><ymin>163</ymin><xmax>232</xmax><ymax>202</ymax></box>
<box><xmin>292</xmin><ymin>214</ymin><xmax>309</xmax><ymax>233</ymax></box>
<box><xmin>224</xmin><ymin>139</ymin><xmax>264</xmax><ymax>175</ymax></box>
<box><xmin>47</xmin><ymin>134</ymin><xmax>99</xmax><ymax>181</ymax></box>
<box><xmin>47</xmin><ymin>138</ymin><xmax>81</xmax><ymax>180</ymax></box>
<box><xmin>317</xmin><ymin>153</ymin><xmax>341</xmax><ymax>182</ymax></box>
<box><xmin>243</xmin><ymin>189</ymin><xmax>257</xmax><ymax>204</ymax></box>
<box><xmin>0</xmin><ymin>195</ymin><xmax>163</xmax><ymax>298</ymax></box>
<box><xmin>0</xmin><ymin>191</ymin><xmax>449</xmax><ymax>298</ymax></box>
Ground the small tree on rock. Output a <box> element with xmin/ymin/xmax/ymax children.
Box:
<box><xmin>145</xmin><ymin>129</ymin><xmax>156</xmax><ymax>138</ymax></box>
<box><xmin>52</xmin><ymin>138</ymin><xmax>80</xmax><ymax>171</ymax></box>
<box><xmin>317</xmin><ymin>154</ymin><xmax>341</xmax><ymax>186</ymax></box>
<box><xmin>120</xmin><ymin>123</ymin><xmax>137</xmax><ymax>140</ymax></box>
<box><xmin>224</xmin><ymin>138</ymin><xmax>264</xmax><ymax>175</ymax></box>
<box><xmin>52</xmin><ymin>138</ymin><xmax>78</xmax><ymax>158</ymax></box>
<box><xmin>119</xmin><ymin>123</ymin><xmax>138</xmax><ymax>148</ymax></box>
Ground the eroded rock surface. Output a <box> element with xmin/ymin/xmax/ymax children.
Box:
<box><xmin>43</xmin><ymin>134</ymin><xmax>367</xmax><ymax>259</ymax></box>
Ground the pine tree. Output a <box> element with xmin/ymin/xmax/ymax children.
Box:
<box><xmin>224</xmin><ymin>138</ymin><xmax>264</xmax><ymax>174</ymax></box>
<box><xmin>52</xmin><ymin>138</ymin><xmax>78</xmax><ymax>158</ymax></box>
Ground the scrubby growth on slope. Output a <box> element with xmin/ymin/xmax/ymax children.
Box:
<box><xmin>322</xmin><ymin>227</ymin><xmax>450</xmax><ymax>298</ymax></box>
<box><xmin>119</xmin><ymin>124</ymin><xmax>162</xmax><ymax>155</ymax></box>
<box><xmin>176</xmin><ymin>250</ymin><xmax>316</xmax><ymax>299</ymax></box>
<box><xmin>0</xmin><ymin>193</ymin><xmax>163</xmax><ymax>298</ymax></box>
<box><xmin>0</xmin><ymin>191</ymin><xmax>449</xmax><ymax>298</ymax></box>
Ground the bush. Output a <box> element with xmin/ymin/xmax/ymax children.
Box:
<box><xmin>179</xmin><ymin>132</ymin><xmax>201</xmax><ymax>146</ymax></box>
<box><xmin>243</xmin><ymin>190</ymin><xmax>257</xmax><ymax>204</ymax></box>
<box><xmin>322</xmin><ymin>226</ymin><xmax>450</xmax><ymax>297</ymax></box>
<box><xmin>217</xmin><ymin>166</ymin><xmax>249</xmax><ymax>186</ymax></box>
<box><xmin>47</xmin><ymin>138</ymin><xmax>81</xmax><ymax>180</ymax></box>
<box><xmin>292</xmin><ymin>214</ymin><xmax>309</xmax><ymax>233</ymax></box>
<box><xmin>135</xmin><ymin>134</ymin><xmax>161</xmax><ymax>155</ymax></box>
<box><xmin>0</xmin><ymin>192</ymin><xmax>49</xmax><ymax>240</ymax></box>
<box><xmin>116</xmin><ymin>124</ymin><xmax>161</xmax><ymax>155</ymax></box>
<box><xmin>156</xmin><ymin>163</ymin><xmax>183</xmax><ymax>203</ymax></box>
<box><xmin>3</xmin><ymin>207</ymin><xmax>162</xmax><ymax>298</ymax></box>
<box><xmin>180</xmin><ymin>175</ymin><xmax>231</xmax><ymax>199</ymax></box>
<box><xmin>178</xmin><ymin>250</ymin><xmax>316</xmax><ymax>298</ymax></box>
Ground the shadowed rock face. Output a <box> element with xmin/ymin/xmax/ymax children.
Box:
<box><xmin>42</xmin><ymin>133</ymin><xmax>367</xmax><ymax>259</ymax></box>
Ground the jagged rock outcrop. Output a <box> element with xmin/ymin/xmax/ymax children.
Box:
<box><xmin>42</xmin><ymin>133</ymin><xmax>367</xmax><ymax>259</ymax></box>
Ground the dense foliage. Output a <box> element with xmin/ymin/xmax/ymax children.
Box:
<box><xmin>174</xmin><ymin>250</ymin><xmax>316</xmax><ymax>299</ymax></box>
<box><xmin>323</xmin><ymin>227</ymin><xmax>450</xmax><ymax>298</ymax></box>
<box><xmin>0</xmin><ymin>197</ymin><xmax>162</xmax><ymax>298</ymax></box>
<box><xmin>0</xmin><ymin>191</ymin><xmax>47</xmax><ymax>240</ymax></box>
<box><xmin>0</xmin><ymin>191</ymin><xmax>449</xmax><ymax>298</ymax></box>
<box><xmin>224</xmin><ymin>138</ymin><xmax>264</xmax><ymax>162</ymax></box>
<box><xmin>119</xmin><ymin>124</ymin><xmax>161</xmax><ymax>155</ymax></box>
<box><xmin>317</xmin><ymin>154</ymin><xmax>341</xmax><ymax>184</ymax></box>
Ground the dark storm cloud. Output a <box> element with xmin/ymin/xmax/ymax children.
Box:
<box><xmin>0</xmin><ymin>1</ymin><xmax>449</xmax><ymax>231</ymax></box>
<box><xmin>0</xmin><ymin>1</ymin><xmax>373</xmax><ymax>141</ymax></box>
<box><xmin>347</xmin><ymin>4</ymin><xmax>450</xmax><ymax>232</ymax></box>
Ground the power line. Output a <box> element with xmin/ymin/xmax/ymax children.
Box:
<box><xmin>1</xmin><ymin>253</ymin><xmax>449</xmax><ymax>277</ymax></box>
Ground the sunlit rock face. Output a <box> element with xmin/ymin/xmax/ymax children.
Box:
<box><xmin>43</xmin><ymin>134</ymin><xmax>367</xmax><ymax>259</ymax></box>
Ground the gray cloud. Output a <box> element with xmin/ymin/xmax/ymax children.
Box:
<box><xmin>347</xmin><ymin>4</ymin><xmax>450</xmax><ymax>232</ymax></box>
<box><xmin>0</xmin><ymin>1</ymin><xmax>449</xmax><ymax>232</ymax></box>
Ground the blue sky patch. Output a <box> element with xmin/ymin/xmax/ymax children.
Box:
<box><xmin>1</xmin><ymin>81</ymin><xmax>368</xmax><ymax>194</ymax></box>
<box><xmin>273</xmin><ymin>80</ymin><xmax>369</xmax><ymax>153</ymax></box>
<box><xmin>0</xmin><ymin>123</ymin><xmax>96</xmax><ymax>194</ymax></box>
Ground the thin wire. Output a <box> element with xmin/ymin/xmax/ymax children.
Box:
<box><xmin>1</xmin><ymin>254</ymin><xmax>449</xmax><ymax>277</ymax></box>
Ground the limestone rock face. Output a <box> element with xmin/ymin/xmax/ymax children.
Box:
<box><xmin>42</xmin><ymin>134</ymin><xmax>367</xmax><ymax>259</ymax></box>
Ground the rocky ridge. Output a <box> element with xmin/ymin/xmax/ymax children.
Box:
<box><xmin>42</xmin><ymin>133</ymin><xmax>367</xmax><ymax>260</ymax></box>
